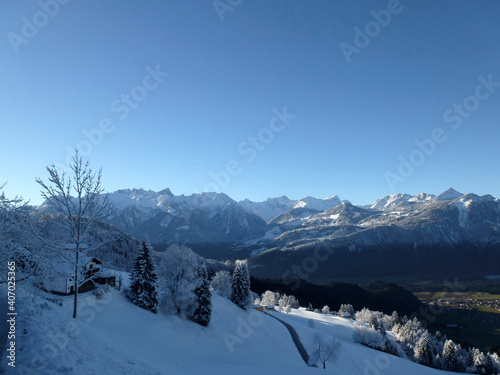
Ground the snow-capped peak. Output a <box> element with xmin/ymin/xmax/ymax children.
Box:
<box><xmin>408</xmin><ymin>192</ymin><xmax>435</xmax><ymax>202</ymax></box>
<box><xmin>369</xmin><ymin>193</ymin><xmax>412</xmax><ymax>210</ymax></box>
<box><xmin>435</xmin><ymin>188</ymin><xmax>463</xmax><ymax>201</ymax></box>
<box><xmin>293</xmin><ymin>196</ymin><xmax>341</xmax><ymax>211</ymax></box>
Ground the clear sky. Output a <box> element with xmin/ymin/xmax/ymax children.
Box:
<box><xmin>1</xmin><ymin>0</ymin><xmax>500</xmax><ymax>206</ymax></box>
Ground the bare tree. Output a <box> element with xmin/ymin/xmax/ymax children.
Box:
<box><xmin>0</xmin><ymin>183</ymin><xmax>40</xmax><ymax>283</ymax></box>
<box><xmin>311</xmin><ymin>333</ymin><xmax>341</xmax><ymax>369</ymax></box>
<box><xmin>36</xmin><ymin>151</ymin><xmax>115</xmax><ymax>318</ymax></box>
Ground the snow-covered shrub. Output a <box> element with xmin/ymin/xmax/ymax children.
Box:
<box><xmin>353</xmin><ymin>325</ymin><xmax>386</xmax><ymax>350</ymax></box>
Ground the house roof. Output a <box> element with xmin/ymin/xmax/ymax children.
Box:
<box><xmin>41</xmin><ymin>255</ymin><xmax>102</xmax><ymax>277</ymax></box>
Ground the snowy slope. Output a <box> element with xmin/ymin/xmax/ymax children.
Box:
<box><xmin>11</xmin><ymin>287</ymin><xmax>462</xmax><ymax>375</ymax></box>
<box><xmin>266</xmin><ymin>309</ymin><xmax>460</xmax><ymax>375</ymax></box>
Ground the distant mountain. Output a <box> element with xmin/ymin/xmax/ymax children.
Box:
<box><xmin>106</xmin><ymin>188</ymin><xmax>266</xmax><ymax>246</ymax></box>
<box><xmin>37</xmin><ymin>187</ymin><xmax>500</xmax><ymax>280</ymax></box>
<box><xmin>101</xmin><ymin>189</ymin><xmax>349</xmax><ymax>247</ymax></box>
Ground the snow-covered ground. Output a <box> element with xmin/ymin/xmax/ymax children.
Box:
<box><xmin>5</xmin><ymin>286</ymin><xmax>461</xmax><ymax>374</ymax></box>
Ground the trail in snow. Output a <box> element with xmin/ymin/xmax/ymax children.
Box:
<box><xmin>264</xmin><ymin>311</ymin><xmax>316</xmax><ymax>367</ymax></box>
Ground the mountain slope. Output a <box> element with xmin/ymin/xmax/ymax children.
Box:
<box><xmin>13</xmin><ymin>289</ymin><xmax>460</xmax><ymax>374</ymax></box>
<box><xmin>37</xmin><ymin>188</ymin><xmax>500</xmax><ymax>279</ymax></box>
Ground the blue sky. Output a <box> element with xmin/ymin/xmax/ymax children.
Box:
<box><xmin>1</xmin><ymin>0</ymin><xmax>500</xmax><ymax>206</ymax></box>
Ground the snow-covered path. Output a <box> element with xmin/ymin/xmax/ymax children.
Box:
<box><xmin>264</xmin><ymin>311</ymin><xmax>314</xmax><ymax>367</ymax></box>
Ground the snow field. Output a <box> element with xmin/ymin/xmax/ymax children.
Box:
<box><xmin>7</xmin><ymin>287</ymin><xmax>463</xmax><ymax>375</ymax></box>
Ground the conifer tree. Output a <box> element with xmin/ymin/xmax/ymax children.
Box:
<box><xmin>442</xmin><ymin>340</ymin><xmax>461</xmax><ymax>372</ymax></box>
<box><xmin>129</xmin><ymin>238</ymin><xmax>159</xmax><ymax>313</ymax></box>
<box><xmin>483</xmin><ymin>353</ymin><xmax>496</xmax><ymax>375</ymax></box>
<box><xmin>472</xmin><ymin>348</ymin><xmax>487</xmax><ymax>374</ymax></box>
<box><xmin>231</xmin><ymin>262</ymin><xmax>251</xmax><ymax>309</ymax></box>
<box><xmin>391</xmin><ymin>311</ymin><xmax>400</xmax><ymax>327</ymax></box>
<box><xmin>190</xmin><ymin>262</ymin><xmax>212</xmax><ymax>326</ymax></box>
<box><xmin>414</xmin><ymin>332</ymin><xmax>433</xmax><ymax>367</ymax></box>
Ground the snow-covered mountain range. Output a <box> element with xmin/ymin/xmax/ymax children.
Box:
<box><xmin>98</xmin><ymin>187</ymin><xmax>500</xmax><ymax>252</ymax></box>
<box><xmin>103</xmin><ymin>188</ymin><xmax>351</xmax><ymax>247</ymax></box>
<box><xmin>38</xmin><ymin>187</ymin><xmax>500</xmax><ymax>279</ymax></box>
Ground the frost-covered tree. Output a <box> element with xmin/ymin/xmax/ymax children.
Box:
<box><xmin>276</xmin><ymin>293</ymin><xmax>300</xmax><ymax>310</ymax></box>
<box><xmin>482</xmin><ymin>352</ymin><xmax>497</xmax><ymax>375</ymax></box>
<box><xmin>391</xmin><ymin>311</ymin><xmax>400</xmax><ymax>327</ymax></box>
<box><xmin>369</xmin><ymin>316</ymin><xmax>380</xmax><ymax>331</ymax></box>
<box><xmin>310</xmin><ymin>333</ymin><xmax>341</xmax><ymax>369</ymax></box>
<box><xmin>190</xmin><ymin>262</ymin><xmax>212</xmax><ymax>326</ymax></box>
<box><xmin>322</xmin><ymin>305</ymin><xmax>330</xmax><ymax>314</ymax></box>
<box><xmin>284</xmin><ymin>305</ymin><xmax>292</xmax><ymax>314</ymax></box>
<box><xmin>288</xmin><ymin>295</ymin><xmax>300</xmax><ymax>309</ymax></box>
<box><xmin>261</xmin><ymin>290</ymin><xmax>279</xmax><ymax>306</ymax></box>
<box><xmin>339</xmin><ymin>303</ymin><xmax>355</xmax><ymax>317</ymax></box>
<box><xmin>210</xmin><ymin>270</ymin><xmax>232</xmax><ymax>298</ymax></box>
<box><xmin>442</xmin><ymin>340</ymin><xmax>462</xmax><ymax>372</ymax></box>
<box><xmin>128</xmin><ymin>239</ymin><xmax>159</xmax><ymax>313</ymax></box>
<box><xmin>414</xmin><ymin>332</ymin><xmax>433</xmax><ymax>367</ymax></box>
<box><xmin>396</xmin><ymin>317</ymin><xmax>425</xmax><ymax>358</ymax></box>
<box><xmin>471</xmin><ymin>347</ymin><xmax>488</xmax><ymax>374</ymax></box>
<box><xmin>231</xmin><ymin>262</ymin><xmax>251</xmax><ymax>310</ymax></box>
<box><xmin>0</xmin><ymin>184</ymin><xmax>40</xmax><ymax>284</ymax></box>
<box><xmin>157</xmin><ymin>245</ymin><xmax>200</xmax><ymax>317</ymax></box>
<box><xmin>36</xmin><ymin>151</ymin><xmax>116</xmax><ymax>318</ymax></box>
<box><xmin>490</xmin><ymin>352</ymin><xmax>500</xmax><ymax>374</ymax></box>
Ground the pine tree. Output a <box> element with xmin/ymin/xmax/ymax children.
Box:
<box><xmin>391</xmin><ymin>311</ymin><xmax>400</xmax><ymax>327</ymax></box>
<box><xmin>483</xmin><ymin>353</ymin><xmax>496</xmax><ymax>375</ymax></box>
<box><xmin>442</xmin><ymin>340</ymin><xmax>461</xmax><ymax>372</ymax></box>
<box><xmin>190</xmin><ymin>262</ymin><xmax>212</xmax><ymax>326</ymax></box>
<box><xmin>414</xmin><ymin>332</ymin><xmax>433</xmax><ymax>367</ymax></box>
<box><xmin>472</xmin><ymin>347</ymin><xmax>487</xmax><ymax>374</ymax></box>
<box><xmin>231</xmin><ymin>262</ymin><xmax>251</xmax><ymax>309</ymax></box>
<box><xmin>129</xmin><ymin>238</ymin><xmax>159</xmax><ymax>313</ymax></box>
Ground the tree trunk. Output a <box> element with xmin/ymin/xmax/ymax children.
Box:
<box><xmin>73</xmin><ymin>246</ymin><xmax>79</xmax><ymax>319</ymax></box>
<box><xmin>323</xmin><ymin>362</ymin><xmax>325</xmax><ymax>369</ymax></box>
